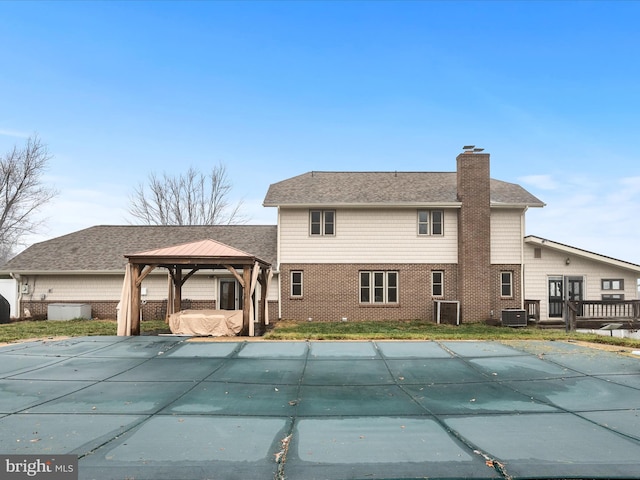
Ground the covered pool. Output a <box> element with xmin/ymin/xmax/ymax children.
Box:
<box><xmin>1</xmin><ymin>337</ymin><xmax>639</xmax><ymax>479</ymax></box>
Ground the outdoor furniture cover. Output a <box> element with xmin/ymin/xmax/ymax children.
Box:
<box><xmin>168</xmin><ymin>309</ymin><xmax>243</xmax><ymax>336</ymax></box>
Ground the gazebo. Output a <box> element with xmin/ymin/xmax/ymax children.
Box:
<box><xmin>116</xmin><ymin>239</ymin><xmax>272</xmax><ymax>337</ymax></box>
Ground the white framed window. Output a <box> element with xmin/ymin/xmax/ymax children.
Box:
<box><xmin>418</xmin><ymin>210</ymin><xmax>444</xmax><ymax>236</ymax></box>
<box><xmin>310</xmin><ymin>210</ymin><xmax>335</xmax><ymax>236</ymax></box>
<box><xmin>360</xmin><ymin>271</ymin><xmax>398</xmax><ymax>304</ymax></box>
<box><xmin>500</xmin><ymin>271</ymin><xmax>513</xmax><ymax>297</ymax></box>
<box><xmin>602</xmin><ymin>294</ymin><xmax>624</xmax><ymax>300</ymax></box>
<box><xmin>291</xmin><ymin>271</ymin><xmax>303</xmax><ymax>297</ymax></box>
<box><xmin>602</xmin><ymin>279</ymin><xmax>624</xmax><ymax>290</ymax></box>
<box><xmin>432</xmin><ymin>270</ymin><xmax>444</xmax><ymax>297</ymax></box>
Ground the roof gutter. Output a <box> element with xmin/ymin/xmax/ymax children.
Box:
<box><xmin>263</xmin><ymin>202</ymin><xmax>463</xmax><ymax>208</ymax></box>
<box><xmin>264</xmin><ymin>201</ymin><xmax>544</xmax><ymax>209</ymax></box>
<box><xmin>490</xmin><ymin>202</ymin><xmax>545</xmax><ymax>209</ymax></box>
<box><xmin>0</xmin><ymin>270</ymin><xmax>128</xmax><ymax>276</ymax></box>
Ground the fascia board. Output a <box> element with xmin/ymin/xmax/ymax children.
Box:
<box><xmin>0</xmin><ymin>268</ymin><xmax>242</xmax><ymax>276</ymax></box>
<box><xmin>0</xmin><ymin>270</ymin><xmax>127</xmax><ymax>276</ymax></box>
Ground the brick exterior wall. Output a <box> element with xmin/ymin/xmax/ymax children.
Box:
<box><xmin>280</xmin><ymin>263</ymin><xmax>458</xmax><ymax>322</ymax></box>
<box><xmin>20</xmin><ymin>299</ymin><xmax>217</xmax><ymax>321</ymax></box>
<box><xmin>19</xmin><ymin>298</ymin><xmax>278</xmax><ymax>325</ymax></box>
<box><xmin>457</xmin><ymin>151</ymin><xmax>493</xmax><ymax>322</ymax></box>
<box><xmin>266</xmin><ymin>301</ymin><xmax>279</xmax><ymax>325</ymax></box>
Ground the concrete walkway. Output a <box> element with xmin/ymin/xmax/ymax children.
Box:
<box><xmin>1</xmin><ymin>336</ymin><xmax>640</xmax><ymax>479</ymax></box>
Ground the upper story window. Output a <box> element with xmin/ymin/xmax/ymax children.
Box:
<box><xmin>602</xmin><ymin>279</ymin><xmax>624</xmax><ymax>290</ymax></box>
<box><xmin>310</xmin><ymin>210</ymin><xmax>335</xmax><ymax>236</ymax></box>
<box><xmin>418</xmin><ymin>210</ymin><xmax>443</xmax><ymax>236</ymax></box>
<box><xmin>500</xmin><ymin>271</ymin><xmax>513</xmax><ymax>297</ymax></box>
<box><xmin>360</xmin><ymin>271</ymin><xmax>398</xmax><ymax>304</ymax></box>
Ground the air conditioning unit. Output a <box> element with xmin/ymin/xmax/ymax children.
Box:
<box><xmin>501</xmin><ymin>309</ymin><xmax>527</xmax><ymax>327</ymax></box>
<box><xmin>21</xmin><ymin>284</ymin><xmax>30</xmax><ymax>294</ymax></box>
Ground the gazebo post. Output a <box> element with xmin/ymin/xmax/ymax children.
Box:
<box><xmin>130</xmin><ymin>264</ymin><xmax>142</xmax><ymax>336</ymax></box>
<box><xmin>259</xmin><ymin>269</ymin><xmax>268</xmax><ymax>333</ymax></box>
<box><xmin>174</xmin><ymin>266</ymin><xmax>182</xmax><ymax>314</ymax></box>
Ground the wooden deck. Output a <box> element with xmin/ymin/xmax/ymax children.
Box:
<box><xmin>526</xmin><ymin>299</ymin><xmax>640</xmax><ymax>330</ymax></box>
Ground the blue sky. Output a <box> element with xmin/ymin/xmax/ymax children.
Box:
<box><xmin>1</xmin><ymin>1</ymin><xmax>639</xmax><ymax>264</ymax></box>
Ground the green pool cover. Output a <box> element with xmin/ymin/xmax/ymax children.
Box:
<box><xmin>1</xmin><ymin>337</ymin><xmax>639</xmax><ymax>479</ymax></box>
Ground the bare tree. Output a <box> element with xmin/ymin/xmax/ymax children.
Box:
<box><xmin>128</xmin><ymin>164</ymin><xmax>247</xmax><ymax>225</ymax></box>
<box><xmin>0</xmin><ymin>135</ymin><xmax>58</xmax><ymax>263</ymax></box>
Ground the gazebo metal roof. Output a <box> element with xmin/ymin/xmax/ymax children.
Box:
<box><xmin>124</xmin><ymin>239</ymin><xmax>271</xmax><ymax>267</ymax></box>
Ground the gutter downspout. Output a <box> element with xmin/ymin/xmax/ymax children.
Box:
<box><xmin>521</xmin><ymin>207</ymin><xmax>528</xmax><ymax>310</ymax></box>
<box><xmin>10</xmin><ymin>272</ymin><xmax>22</xmax><ymax>318</ymax></box>
<box><xmin>277</xmin><ymin>206</ymin><xmax>282</xmax><ymax>320</ymax></box>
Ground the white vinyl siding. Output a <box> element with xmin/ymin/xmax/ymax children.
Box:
<box><xmin>21</xmin><ymin>271</ymin><xmax>280</xmax><ymax>305</ymax></box>
<box><xmin>23</xmin><ymin>275</ymin><xmax>130</xmax><ymax>301</ymax></box>
<box><xmin>491</xmin><ymin>209</ymin><xmax>524</xmax><ymax>264</ymax></box>
<box><xmin>280</xmin><ymin>208</ymin><xmax>458</xmax><ymax>264</ymax></box>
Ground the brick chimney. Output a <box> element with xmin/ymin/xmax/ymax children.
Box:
<box><xmin>457</xmin><ymin>146</ymin><xmax>491</xmax><ymax>322</ymax></box>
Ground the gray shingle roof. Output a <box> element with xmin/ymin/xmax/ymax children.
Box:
<box><xmin>263</xmin><ymin>171</ymin><xmax>545</xmax><ymax>207</ymax></box>
<box><xmin>1</xmin><ymin>225</ymin><xmax>277</xmax><ymax>273</ymax></box>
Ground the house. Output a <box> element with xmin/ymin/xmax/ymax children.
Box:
<box><xmin>263</xmin><ymin>148</ymin><xmax>547</xmax><ymax>323</ymax></box>
<box><xmin>0</xmin><ymin>225</ymin><xmax>279</xmax><ymax>324</ymax></box>
<box><xmin>1</xmin><ymin>147</ymin><xmax>639</xmax><ymax>328</ymax></box>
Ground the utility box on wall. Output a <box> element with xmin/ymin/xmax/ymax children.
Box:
<box><xmin>48</xmin><ymin>303</ymin><xmax>92</xmax><ymax>321</ymax></box>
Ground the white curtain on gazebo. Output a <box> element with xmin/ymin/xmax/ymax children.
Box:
<box><xmin>166</xmin><ymin>272</ymin><xmax>175</xmax><ymax>320</ymax></box>
<box><xmin>116</xmin><ymin>263</ymin><xmax>133</xmax><ymax>336</ymax></box>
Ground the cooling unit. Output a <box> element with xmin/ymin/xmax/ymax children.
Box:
<box><xmin>501</xmin><ymin>309</ymin><xmax>527</xmax><ymax>327</ymax></box>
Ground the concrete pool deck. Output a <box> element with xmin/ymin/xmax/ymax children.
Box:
<box><xmin>1</xmin><ymin>336</ymin><xmax>640</xmax><ymax>479</ymax></box>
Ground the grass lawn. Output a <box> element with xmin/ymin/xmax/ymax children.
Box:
<box><xmin>0</xmin><ymin>319</ymin><xmax>170</xmax><ymax>344</ymax></box>
<box><xmin>263</xmin><ymin>319</ymin><xmax>640</xmax><ymax>349</ymax></box>
<box><xmin>1</xmin><ymin>318</ymin><xmax>639</xmax><ymax>350</ymax></box>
